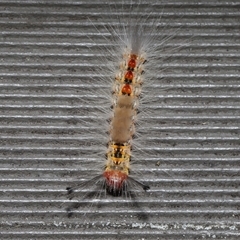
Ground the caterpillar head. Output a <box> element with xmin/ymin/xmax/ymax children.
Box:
<box><xmin>103</xmin><ymin>170</ymin><xmax>128</xmax><ymax>196</ymax></box>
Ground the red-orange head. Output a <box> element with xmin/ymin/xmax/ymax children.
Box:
<box><xmin>103</xmin><ymin>170</ymin><xmax>128</xmax><ymax>196</ymax></box>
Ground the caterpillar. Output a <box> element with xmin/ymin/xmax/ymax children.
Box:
<box><xmin>104</xmin><ymin>50</ymin><xmax>149</xmax><ymax>196</ymax></box>
<box><xmin>65</xmin><ymin>0</ymin><xmax>175</xmax><ymax>212</ymax></box>
<box><xmin>66</xmin><ymin>49</ymin><xmax>149</xmax><ymax>202</ymax></box>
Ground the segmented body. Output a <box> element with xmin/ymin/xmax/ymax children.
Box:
<box><xmin>103</xmin><ymin>52</ymin><xmax>146</xmax><ymax>195</ymax></box>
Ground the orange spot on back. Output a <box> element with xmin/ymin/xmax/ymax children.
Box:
<box><xmin>121</xmin><ymin>84</ymin><xmax>132</xmax><ymax>95</ymax></box>
<box><xmin>124</xmin><ymin>71</ymin><xmax>133</xmax><ymax>81</ymax></box>
<box><xmin>130</xmin><ymin>54</ymin><xmax>137</xmax><ymax>60</ymax></box>
<box><xmin>128</xmin><ymin>59</ymin><xmax>136</xmax><ymax>69</ymax></box>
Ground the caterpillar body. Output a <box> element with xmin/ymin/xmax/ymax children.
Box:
<box><xmin>65</xmin><ymin>1</ymin><xmax>172</xmax><ymax>210</ymax></box>
<box><xmin>104</xmin><ymin>51</ymin><xmax>148</xmax><ymax>196</ymax></box>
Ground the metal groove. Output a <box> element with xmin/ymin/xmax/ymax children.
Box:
<box><xmin>0</xmin><ymin>0</ymin><xmax>239</xmax><ymax>239</ymax></box>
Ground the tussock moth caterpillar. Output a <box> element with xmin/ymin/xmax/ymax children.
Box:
<box><xmin>65</xmin><ymin>0</ymin><xmax>181</xmax><ymax>214</ymax></box>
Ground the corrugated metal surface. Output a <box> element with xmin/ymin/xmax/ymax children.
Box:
<box><xmin>0</xmin><ymin>0</ymin><xmax>239</xmax><ymax>239</ymax></box>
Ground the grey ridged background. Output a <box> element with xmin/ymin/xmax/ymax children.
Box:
<box><xmin>0</xmin><ymin>0</ymin><xmax>239</xmax><ymax>239</ymax></box>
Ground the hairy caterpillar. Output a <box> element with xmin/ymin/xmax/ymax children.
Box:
<box><xmin>65</xmin><ymin>0</ymin><xmax>177</xmax><ymax>213</ymax></box>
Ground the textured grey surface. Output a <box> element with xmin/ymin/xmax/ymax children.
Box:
<box><xmin>0</xmin><ymin>0</ymin><xmax>240</xmax><ymax>239</ymax></box>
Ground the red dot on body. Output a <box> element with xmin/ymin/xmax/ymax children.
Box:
<box><xmin>128</xmin><ymin>59</ymin><xmax>136</xmax><ymax>69</ymax></box>
<box><xmin>121</xmin><ymin>84</ymin><xmax>132</xmax><ymax>95</ymax></box>
<box><xmin>125</xmin><ymin>71</ymin><xmax>133</xmax><ymax>81</ymax></box>
<box><xmin>130</xmin><ymin>54</ymin><xmax>137</xmax><ymax>60</ymax></box>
